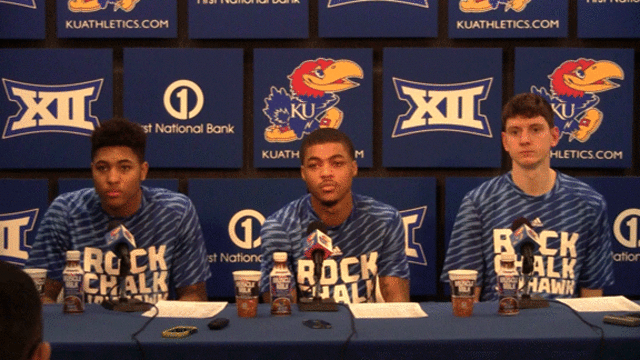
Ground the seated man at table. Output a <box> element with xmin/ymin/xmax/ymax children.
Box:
<box><xmin>0</xmin><ymin>261</ymin><xmax>51</xmax><ymax>360</ymax></box>
<box><xmin>259</xmin><ymin>128</ymin><xmax>410</xmax><ymax>304</ymax></box>
<box><xmin>441</xmin><ymin>93</ymin><xmax>614</xmax><ymax>302</ymax></box>
<box><xmin>26</xmin><ymin>118</ymin><xmax>211</xmax><ymax>304</ymax></box>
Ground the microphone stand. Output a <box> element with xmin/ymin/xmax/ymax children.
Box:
<box><xmin>102</xmin><ymin>251</ymin><xmax>153</xmax><ymax>312</ymax></box>
<box><xmin>298</xmin><ymin>261</ymin><xmax>338</xmax><ymax>312</ymax></box>
<box><xmin>519</xmin><ymin>271</ymin><xmax>549</xmax><ymax>309</ymax></box>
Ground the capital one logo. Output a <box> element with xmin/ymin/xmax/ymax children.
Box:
<box><xmin>613</xmin><ymin>209</ymin><xmax>640</xmax><ymax>249</ymax></box>
<box><xmin>3</xmin><ymin>79</ymin><xmax>103</xmax><ymax>138</ymax></box>
<box><xmin>392</xmin><ymin>77</ymin><xmax>493</xmax><ymax>138</ymax></box>
<box><xmin>229</xmin><ymin>209</ymin><xmax>265</xmax><ymax>250</ymax></box>
<box><xmin>0</xmin><ymin>209</ymin><xmax>39</xmax><ymax>266</ymax></box>
<box><xmin>163</xmin><ymin>80</ymin><xmax>204</xmax><ymax>120</ymax></box>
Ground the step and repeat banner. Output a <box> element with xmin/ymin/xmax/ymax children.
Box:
<box><xmin>577</xmin><ymin>1</ymin><xmax>640</xmax><ymax>39</ymax></box>
<box><xmin>8</xmin><ymin>0</ymin><xmax>638</xmax><ymax>40</ymax></box>
<box><xmin>189</xmin><ymin>0</ymin><xmax>309</xmax><ymax>39</ymax></box>
<box><xmin>0</xmin><ymin>49</ymin><xmax>113</xmax><ymax>169</ymax></box>
<box><xmin>0</xmin><ymin>0</ymin><xmax>44</xmax><ymax>39</ymax></box>
<box><xmin>448</xmin><ymin>0</ymin><xmax>568</xmax><ymax>39</ymax></box>
<box><xmin>124</xmin><ymin>48</ymin><xmax>244</xmax><ymax>168</ymax></box>
<box><xmin>318</xmin><ymin>0</ymin><xmax>437</xmax><ymax>38</ymax></box>
<box><xmin>383</xmin><ymin>47</ymin><xmax>503</xmax><ymax>168</ymax></box>
<box><xmin>56</xmin><ymin>0</ymin><xmax>177</xmax><ymax>38</ymax></box>
<box><xmin>0</xmin><ymin>179</ymin><xmax>48</xmax><ymax>267</ymax></box>
<box><xmin>515</xmin><ymin>47</ymin><xmax>635</xmax><ymax>169</ymax></box>
<box><xmin>253</xmin><ymin>48</ymin><xmax>373</xmax><ymax>168</ymax></box>
<box><xmin>1</xmin><ymin>1</ymin><xmax>639</xmax><ymax>298</ymax></box>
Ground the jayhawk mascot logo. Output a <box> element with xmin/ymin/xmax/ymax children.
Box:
<box><xmin>263</xmin><ymin>58</ymin><xmax>363</xmax><ymax>143</ymax></box>
<box><xmin>459</xmin><ymin>0</ymin><xmax>530</xmax><ymax>12</ymax></box>
<box><xmin>68</xmin><ymin>0</ymin><xmax>139</xmax><ymax>12</ymax></box>
<box><xmin>531</xmin><ymin>58</ymin><xmax>624</xmax><ymax>142</ymax></box>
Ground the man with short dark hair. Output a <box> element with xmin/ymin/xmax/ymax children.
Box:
<box><xmin>260</xmin><ymin>128</ymin><xmax>410</xmax><ymax>304</ymax></box>
<box><xmin>441</xmin><ymin>93</ymin><xmax>614</xmax><ymax>301</ymax></box>
<box><xmin>26</xmin><ymin>118</ymin><xmax>211</xmax><ymax>304</ymax></box>
<box><xmin>0</xmin><ymin>260</ymin><xmax>51</xmax><ymax>360</ymax></box>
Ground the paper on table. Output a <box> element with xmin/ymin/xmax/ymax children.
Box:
<box><xmin>556</xmin><ymin>296</ymin><xmax>640</xmax><ymax>312</ymax></box>
<box><xmin>142</xmin><ymin>300</ymin><xmax>228</xmax><ymax>318</ymax></box>
<box><xmin>348</xmin><ymin>302</ymin><xmax>428</xmax><ymax>319</ymax></box>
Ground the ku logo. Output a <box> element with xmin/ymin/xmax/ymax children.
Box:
<box><xmin>531</xmin><ymin>58</ymin><xmax>624</xmax><ymax>143</ymax></box>
<box><xmin>0</xmin><ymin>209</ymin><xmax>38</xmax><ymax>267</ymax></box>
<box><xmin>392</xmin><ymin>77</ymin><xmax>493</xmax><ymax>138</ymax></box>
<box><xmin>0</xmin><ymin>0</ymin><xmax>36</xmax><ymax>8</ymax></box>
<box><xmin>68</xmin><ymin>0</ymin><xmax>139</xmax><ymax>12</ymax></box>
<box><xmin>328</xmin><ymin>0</ymin><xmax>428</xmax><ymax>8</ymax></box>
<box><xmin>2</xmin><ymin>78</ymin><xmax>103</xmax><ymax>138</ymax></box>
<box><xmin>262</xmin><ymin>58</ymin><xmax>363</xmax><ymax>143</ymax></box>
<box><xmin>459</xmin><ymin>0</ymin><xmax>531</xmax><ymax>13</ymax></box>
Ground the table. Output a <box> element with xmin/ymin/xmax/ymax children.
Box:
<box><xmin>43</xmin><ymin>301</ymin><xmax>640</xmax><ymax>360</ymax></box>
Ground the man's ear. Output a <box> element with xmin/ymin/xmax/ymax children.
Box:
<box><xmin>550</xmin><ymin>126</ymin><xmax>560</xmax><ymax>148</ymax></box>
<box><xmin>140</xmin><ymin>161</ymin><xmax>149</xmax><ymax>181</ymax></box>
<box><xmin>501</xmin><ymin>131</ymin><xmax>509</xmax><ymax>152</ymax></box>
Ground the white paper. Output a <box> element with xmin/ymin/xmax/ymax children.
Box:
<box><xmin>556</xmin><ymin>296</ymin><xmax>640</xmax><ymax>312</ymax></box>
<box><xmin>348</xmin><ymin>302</ymin><xmax>428</xmax><ymax>319</ymax></box>
<box><xmin>142</xmin><ymin>300</ymin><xmax>228</xmax><ymax>318</ymax></box>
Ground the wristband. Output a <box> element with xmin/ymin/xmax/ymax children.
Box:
<box><xmin>162</xmin><ymin>326</ymin><xmax>198</xmax><ymax>338</ymax></box>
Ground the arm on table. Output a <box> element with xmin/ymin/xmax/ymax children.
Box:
<box><xmin>41</xmin><ymin>278</ymin><xmax>62</xmax><ymax>304</ymax></box>
<box><xmin>580</xmin><ymin>288</ymin><xmax>603</xmax><ymax>298</ymax></box>
<box><xmin>379</xmin><ymin>276</ymin><xmax>410</xmax><ymax>302</ymax></box>
<box><xmin>176</xmin><ymin>282</ymin><xmax>208</xmax><ymax>301</ymax></box>
<box><xmin>474</xmin><ymin>286</ymin><xmax>481</xmax><ymax>302</ymax></box>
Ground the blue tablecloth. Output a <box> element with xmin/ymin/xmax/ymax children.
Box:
<box><xmin>43</xmin><ymin>301</ymin><xmax>640</xmax><ymax>360</ymax></box>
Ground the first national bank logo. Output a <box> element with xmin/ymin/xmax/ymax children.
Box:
<box><xmin>2</xmin><ymin>78</ymin><xmax>103</xmax><ymax>138</ymax></box>
<box><xmin>68</xmin><ymin>0</ymin><xmax>139</xmax><ymax>12</ymax></box>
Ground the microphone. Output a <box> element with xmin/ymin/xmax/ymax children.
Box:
<box><xmin>105</xmin><ymin>223</ymin><xmax>136</xmax><ymax>278</ymax></box>
<box><xmin>298</xmin><ymin>221</ymin><xmax>337</xmax><ymax>312</ymax></box>
<box><xmin>304</xmin><ymin>221</ymin><xmax>333</xmax><ymax>281</ymax></box>
<box><xmin>509</xmin><ymin>217</ymin><xmax>538</xmax><ymax>275</ymax></box>
<box><xmin>508</xmin><ymin>217</ymin><xmax>549</xmax><ymax>309</ymax></box>
<box><xmin>101</xmin><ymin>222</ymin><xmax>152</xmax><ymax>312</ymax></box>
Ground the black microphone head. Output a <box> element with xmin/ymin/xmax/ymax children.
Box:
<box><xmin>510</xmin><ymin>217</ymin><xmax>531</xmax><ymax>231</ymax></box>
<box><xmin>307</xmin><ymin>221</ymin><xmax>327</xmax><ymax>234</ymax></box>
<box><xmin>108</xmin><ymin>219</ymin><xmax>122</xmax><ymax>231</ymax></box>
<box><xmin>522</xmin><ymin>245</ymin><xmax>535</xmax><ymax>274</ymax></box>
<box><xmin>521</xmin><ymin>239</ymin><xmax>536</xmax><ymax>274</ymax></box>
<box><xmin>521</xmin><ymin>242</ymin><xmax>535</xmax><ymax>253</ymax></box>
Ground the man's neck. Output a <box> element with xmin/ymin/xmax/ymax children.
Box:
<box><xmin>511</xmin><ymin>166</ymin><xmax>556</xmax><ymax>196</ymax></box>
<box><xmin>311</xmin><ymin>193</ymin><xmax>353</xmax><ymax>227</ymax></box>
